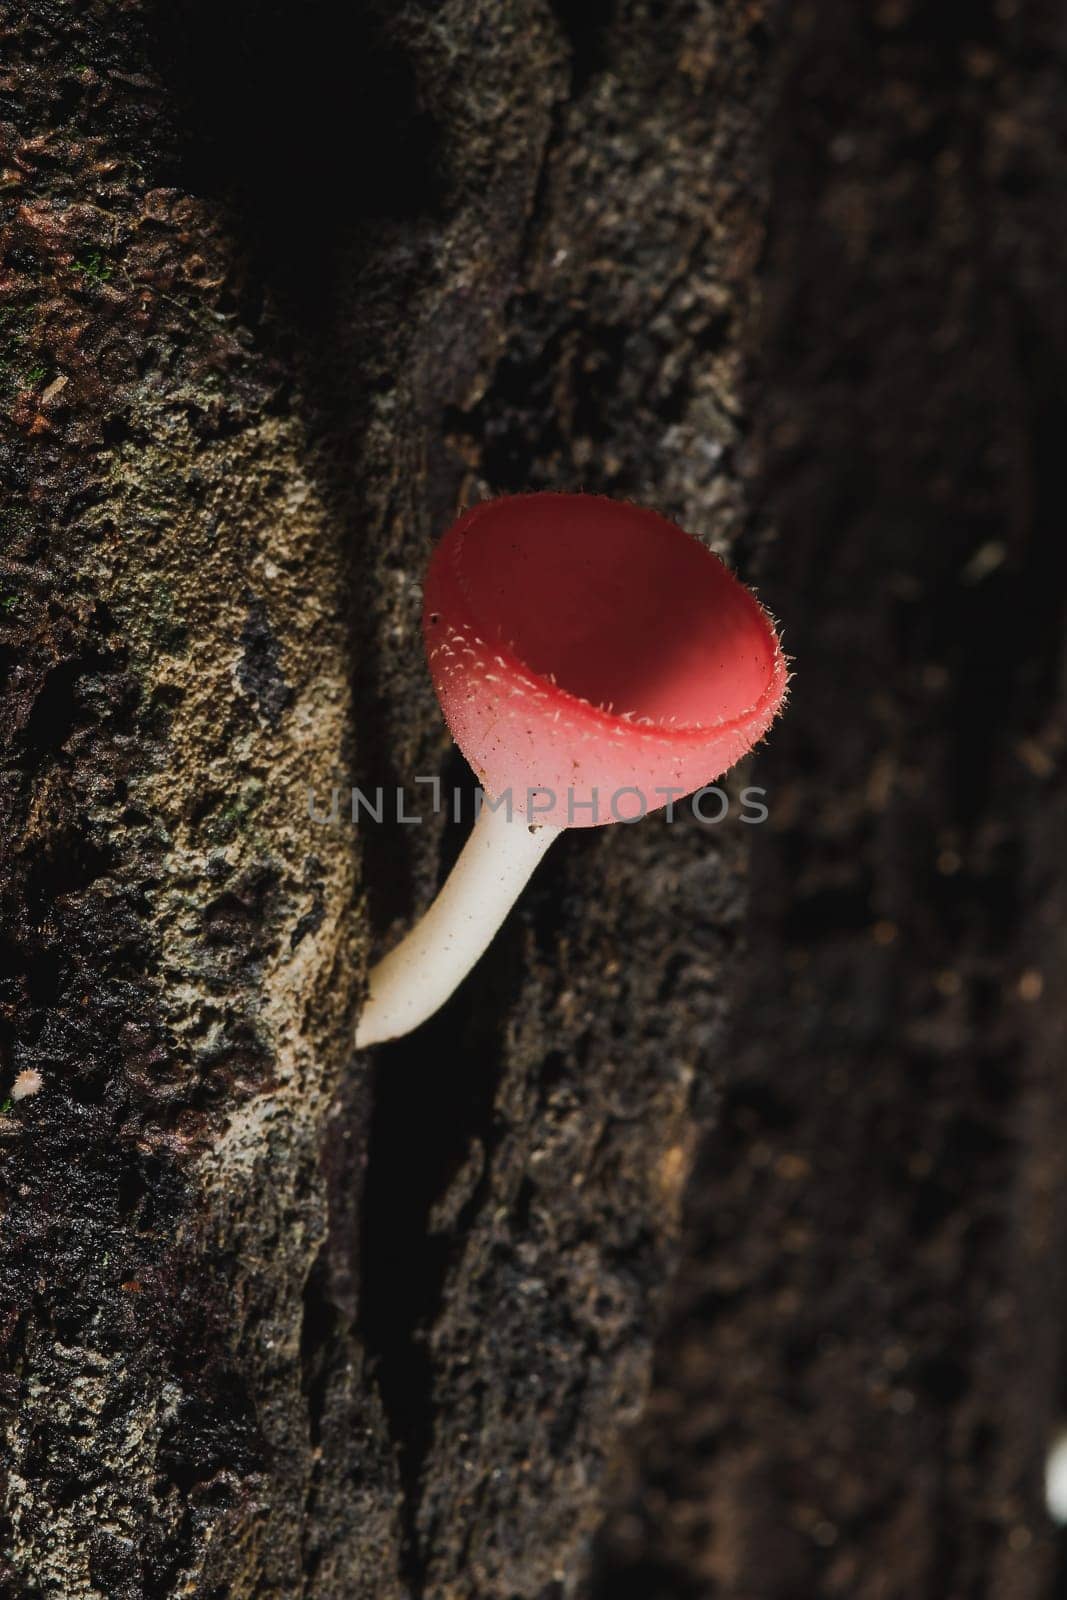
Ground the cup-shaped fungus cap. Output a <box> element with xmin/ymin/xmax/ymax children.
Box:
<box><xmin>423</xmin><ymin>493</ymin><xmax>786</xmax><ymax>828</ymax></box>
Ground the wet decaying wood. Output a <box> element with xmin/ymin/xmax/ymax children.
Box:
<box><xmin>1</xmin><ymin>2</ymin><xmax>1064</xmax><ymax>1597</ymax></box>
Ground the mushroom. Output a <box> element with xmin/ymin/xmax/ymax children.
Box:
<box><xmin>356</xmin><ymin>492</ymin><xmax>787</xmax><ymax>1048</ymax></box>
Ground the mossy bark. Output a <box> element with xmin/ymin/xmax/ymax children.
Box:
<box><xmin>0</xmin><ymin>2</ymin><xmax>767</xmax><ymax>1595</ymax></box>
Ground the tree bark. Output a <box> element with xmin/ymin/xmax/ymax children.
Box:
<box><xmin>5</xmin><ymin>2</ymin><xmax>1065</xmax><ymax>1597</ymax></box>
<box><xmin>1</xmin><ymin>2</ymin><xmax>767</xmax><ymax>1596</ymax></box>
<box><xmin>593</xmin><ymin>3</ymin><xmax>1067</xmax><ymax>1598</ymax></box>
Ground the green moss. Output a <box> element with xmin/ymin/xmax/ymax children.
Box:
<box><xmin>205</xmin><ymin>781</ymin><xmax>266</xmax><ymax>844</ymax></box>
<box><xmin>74</xmin><ymin>251</ymin><xmax>113</xmax><ymax>284</ymax></box>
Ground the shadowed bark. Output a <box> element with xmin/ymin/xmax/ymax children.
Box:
<box><xmin>593</xmin><ymin>3</ymin><xmax>1067</xmax><ymax>1597</ymax></box>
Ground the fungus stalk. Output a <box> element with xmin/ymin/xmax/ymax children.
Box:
<box><xmin>356</xmin><ymin>804</ymin><xmax>559</xmax><ymax>1048</ymax></box>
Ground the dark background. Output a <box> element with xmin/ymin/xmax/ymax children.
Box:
<box><xmin>594</xmin><ymin>4</ymin><xmax>1067</xmax><ymax>1595</ymax></box>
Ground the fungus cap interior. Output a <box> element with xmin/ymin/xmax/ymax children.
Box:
<box><xmin>453</xmin><ymin>495</ymin><xmax>777</xmax><ymax>727</ymax></box>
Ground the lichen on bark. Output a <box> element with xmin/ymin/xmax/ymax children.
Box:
<box><xmin>0</xmin><ymin>1</ymin><xmax>769</xmax><ymax>1595</ymax></box>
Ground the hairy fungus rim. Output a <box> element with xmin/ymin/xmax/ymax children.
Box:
<box><xmin>428</xmin><ymin>492</ymin><xmax>789</xmax><ymax>743</ymax></box>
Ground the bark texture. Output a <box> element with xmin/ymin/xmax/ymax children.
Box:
<box><xmin>1</xmin><ymin>2</ymin><xmax>767</xmax><ymax>1596</ymax></box>
<box><xmin>593</xmin><ymin>3</ymin><xmax>1067</xmax><ymax>1598</ymax></box>
<box><xmin>4</xmin><ymin>1</ymin><xmax>1066</xmax><ymax>1597</ymax></box>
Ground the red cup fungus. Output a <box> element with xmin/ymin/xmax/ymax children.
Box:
<box><xmin>356</xmin><ymin>492</ymin><xmax>787</xmax><ymax>1047</ymax></box>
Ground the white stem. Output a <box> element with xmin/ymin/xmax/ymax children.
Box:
<box><xmin>356</xmin><ymin>803</ymin><xmax>560</xmax><ymax>1048</ymax></box>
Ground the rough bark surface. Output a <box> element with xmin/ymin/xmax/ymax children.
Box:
<box><xmin>5</xmin><ymin>1</ymin><xmax>1065</xmax><ymax>1597</ymax></box>
<box><xmin>592</xmin><ymin>3</ymin><xmax>1067</xmax><ymax>1598</ymax></box>
<box><xmin>0</xmin><ymin>2</ymin><xmax>768</xmax><ymax>1597</ymax></box>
